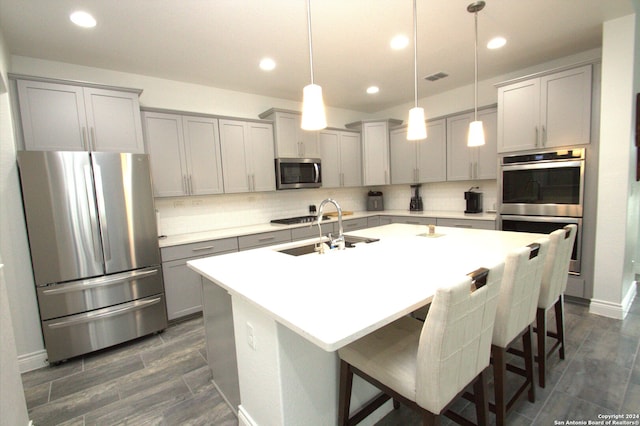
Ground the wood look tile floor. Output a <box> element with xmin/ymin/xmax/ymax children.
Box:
<box><xmin>23</xmin><ymin>283</ymin><xmax>639</xmax><ymax>426</ymax></box>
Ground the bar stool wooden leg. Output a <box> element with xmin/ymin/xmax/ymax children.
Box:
<box><xmin>491</xmin><ymin>345</ymin><xmax>507</xmax><ymax>426</ymax></box>
<box><xmin>422</xmin><ymin>411</ymin><xmax>441</xmax><ymax>426</ymax></box>
<box><xmin>523</xmin><ymin>325</ymin><xmax>535</xmax><ymax>403</ymax></box>
<box><xmin>536</xmin><ymin>307</ymin><xmax>547</xmax><ymax>388</ymax></box>
<box><xmin>473</xmin><ymin>368</ymin><xmax>490</xmax><ymax>426</ymax></box>
<box><xmin>555</xmin><ymin>295</ymin><xmax>566</xmax><ymax>360</ymax></box>
<box><xmin>338</xmin><ymin>360</ymin><xmax>353</xmax><ymax>426</ymax></box>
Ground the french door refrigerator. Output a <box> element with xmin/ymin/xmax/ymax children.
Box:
<box><xmin>17</xmin><ymin>151</ymin><xmax>168</xmax><ymax>363</ymax></box>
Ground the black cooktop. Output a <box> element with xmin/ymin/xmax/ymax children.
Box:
<box><xmin>271</xmin><ymin>215</ymin><xmax>329</xmax><ymax>225</ymax></box>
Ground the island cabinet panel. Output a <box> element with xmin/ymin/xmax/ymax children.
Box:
<box><xmin>319</xmin><ymin>129</ymin><xmax>362</xmax><ymax>188</ymax></box>
<box><xmin>436</xmin><ymin>217</ymin><xmax>496</xmax><ymax>230</ymax></box>
<box><xmin>259</xmin><ymin>109</ymin><xmax>319</xmax><ymax>158</ymax></box>
<box><xmin>390</xmin><ymin>119</ymin><xmax>446</xmax><ymax>184</ymax></box>
<box><xmin>238</xmin><ymin>229</ymin><xmax>291</xmax><ymax>250</ymax></box>
<box><xmin>17</xmin><ymin>79</ymin><xmax>144</xmax><ymax>153</ymax></box>
<box><xmin>219</xmin><ymin>119</ymin><xmax>276</xmax><ymax>193</ymax></box>
<box><xmin>446</xmin><ymin>108</ymin><xmax>497</xmax><ymax>181</ymax></box>
<box><xmin>497</xmin><ymin>64</ymin><xmax>592</xmax><ymax>152</ymax></box>
<box><xmin>143</xmin><ymin>111</ymin><xmax>224</xmax><ymax>197</ymax></box>
<box><xmin>161</xmin><ymin>237</ymin><xmax>238</xmax><ymax>320</ymax></box>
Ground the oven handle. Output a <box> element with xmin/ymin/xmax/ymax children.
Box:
<box><xmin>501</xmin><ymin>160</ymin><xmax>583</xmax><ymax>171</ymax></box>
<box><xmin>501</xmin><ymin>215</ymin><xmax>580</xmax><ymax>224</ymax></box>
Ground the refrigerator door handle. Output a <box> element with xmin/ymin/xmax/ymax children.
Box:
<box><xmin>93</xmin><ymin>165</ymin><xmax>111</xmax><ymax>261</ymax></box>
<box><xmin>84</xmin><ymin>165</ymin><xmax>103</xmax><ymax>263</ymax></box>
<box><xmin>46</xmin><ymin>296</ymin><xmax>163</xmax><ymax>329</ymax></box>
<box><xmin>41</xmin><ymin>268</ymin><xmax>159</xmax><ymax>295</ymax></box>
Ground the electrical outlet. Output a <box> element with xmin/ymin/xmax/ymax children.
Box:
<box><xmin>192</xmin><ymin>199</ymin><xmax>203</xmax><ymax>206</ymax></box>
<box><xmin>246</xmin><ymin>322</ymin><xmax>256</xmax><ymax>350</ymax></box>
<box><xmin>173</xmin><ymin>200</ymin><xmax>184</xmax><ymax>208</ymax></box>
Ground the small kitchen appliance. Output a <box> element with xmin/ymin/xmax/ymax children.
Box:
<box><xmin>367</xmin><ymin>191</ymin><xmax>384</xmax><ymax>211</ymax></box>
<box><xmin>409</xmin><ymin>184</ymin><xmax>423</xmax><ymax>211</ymax></box>
<box><xmin>464</xmin><ymin>187</ymin><xmax>483</xmax><ymax>213</ymax></box>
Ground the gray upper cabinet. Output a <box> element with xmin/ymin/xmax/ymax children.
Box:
<box><xmin>219</xmin><ymin>119</ymin><xmax>276</xmax><ymax>193</ymax></box>
<box><xmin>259</xmin><ymin>109</ymin><xmax>319</xmax><ymax>158</ymax></box>
<box><xmin>346</xmin><ymin>119</ymin><xmax>402</xmax><ymax>186</ymax></box>
<box><xmin>446</xmin><ymin>108</ymin><xmax>497</xmax><ymax>181</ymax></box>
<box><xmin>142</xmin><ymin>111</ymin><xmax>224</xmax><ymax>197</ymax></box>
<box><xmin>319</xmin><ymin>129</ymin><xmax>362</xmax><ymax>188</ymax></box>
<box><xmin>390</xmin><ymin>119</ymin><xmax>446</xmax><ymax>184</ymax></box>
<box><xmin>497</xmin><ymin>64</ymin><xmax>592</xmax><ymax>153</ymax></box>
<box><xmin>17</xmin><ymin>79</ymin><xmax>144</xmax><ymax>153</ymax></box>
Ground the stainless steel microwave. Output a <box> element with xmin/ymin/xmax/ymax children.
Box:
<box><xmin>275</xmin><ymin>158</ymin><xmax>322</xmax><ymax>190</ymax></box>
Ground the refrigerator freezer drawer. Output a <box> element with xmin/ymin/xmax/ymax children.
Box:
<box><xmin>37</xmin><ymin>267</ymin><xmax>164</xmax><ymax>320</ymax></box>
<box><xmin>42</xmin><ymin>294</ymin><xmax>168</xmax><ymax>363</ymax></box>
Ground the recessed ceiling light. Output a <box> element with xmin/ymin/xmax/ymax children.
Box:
<box><xmin>259</xmin><ymin>58</ymin><xmax>276</xmax><ymax>71</ymax></box>
<box><xmin>70</xmin><ymin>11</ymin><xmax>96</xmax><ymax>28</ymax></box>
<box><xmin>390</xmin><ymin>35</ymin><xmax>409</xmax><ymax>50</ymax></box>
<box><xmin>487</xmin><ymin>37</ymin><xmax>506</xmax><ymax>49</ymax></box>
<box><xmin>366</xmin><ymin>86</ymin><xmax>380</xmax><ymax>94</ymax></box>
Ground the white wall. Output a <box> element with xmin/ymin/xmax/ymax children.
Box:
<box><xmin>591</xmin><ymin>14</ymin><xmax>640</xmax><ymax>319</ymax></box>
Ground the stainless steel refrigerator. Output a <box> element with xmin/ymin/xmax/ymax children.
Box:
<box><xmin>17</xmin><ymin>151</ymin><xmax>168</xmax><ymax>363</ymax></box>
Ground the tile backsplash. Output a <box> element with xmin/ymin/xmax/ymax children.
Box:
<box><xmin>155</xmin><ymin>180</ymin><xmax>497</xmax><ymax>236</ymax></box>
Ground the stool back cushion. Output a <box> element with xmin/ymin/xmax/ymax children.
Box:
<box><xmin>415</xmin><ymin>261</ymin><xmax>504</xmax><ymax>413</ymax></box>
<box><xmin>492</xmin><ymin>238</ymin><xmax>549</xmax><ymax>348</ymax></box>
<box><xmin>538</xmin><ymin>225</ymin><xmax>577</xmax><ymax>309</ymax></box>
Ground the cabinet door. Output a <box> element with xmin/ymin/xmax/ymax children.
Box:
<box><xmin>84</xmin><ymin>88</ymin><xmax>145</xmax><ymax>153</ymax></box>
<box><xmin>418</xmin><ymin>119</ymin><xmax>446</xmax><ymax>182</ymax></box>
<box><xmin>162</xmin><ymin>260</ymin><xmax>203</xmax><ymax>320</ymax></box>
<box><xmin>247</xmin><ymin>122</ymin><xmax>276</xmax><ymax>192</ymax></box>
<box><xmin>446</xmin><ymin>113</ymin><xmax>474</xmax><ymax>181</ymax></box>
<box><xmin>142</xmin><ymin>111</ymin><xmax>188</xmax><ymax>197</ymax></box>
<box><xmin>182</xmin><ymin>116</ymin><xmax>224</xmax><ymax>195</ymax></box>
<box><xmin>219</xmin><ymin>119</ymin><xmax>250</xmax><ymax>193</ymax></box>
<box><xmin>390</xmin><ymin>127</ymin><xmax>416</xmax><ymax>184</ymax></box>
<box><xmin>319</xmin><ymin>130</ymin><xmax>341</xmax><ymax>188</ymax></box>
<box><xmin>273</xmin><ymin>112</ymin><xmax>299</xmax><ymax>157</ymax></box>
<box><xmin>300</xmin><ymin>128</ymin><xmax>320</xmax><ymax>158</ymax></box>
<box><xmin>497</xmin><ymin>78</ymin><xmax>540</xmax><ymax>153</ymax></box>
<box><xmin>362</xmin><ymin>122</ymin><xmax>390</xmax><ymax>185</ymax></box>
<box><xmin>540</xmin><ymin>65</ymin><xmax>592</xmax><ymax>148</ymax></box>
<box><xmin>17</xmin><ymin>80</ymin><xmax>88</xmax><ymax>151</ymax></box>
<box><xmin>339</xmin><ymin>132</ymin><xmax>362</xmax><ymax>187</ymax></box>
<box><xmin>475</xmin><ymin>108</ymin><xmax>498</xmax><ymax>180</ymax></box>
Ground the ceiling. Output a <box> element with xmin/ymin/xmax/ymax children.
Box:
<box><xmin>0</xmin><ymin>0</ymin><xmax>635</xmax><ymax>113</ymax></box>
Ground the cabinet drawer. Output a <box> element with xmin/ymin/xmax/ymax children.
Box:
<box><xmin>161</xmin><ymin>237</ymin><xmax>239</xmax><ymax>262</ymax></box>
<box><xmin>291</xmin><ymin>223</ymin><xmax>334</xmax><ymax>241</ymax></box>
<box><xmin>367</xmin><ymin>216</ymin><xmax>381</xmax><ymax>228</ymax></box>
<box><xmin>342</xmin><ymin>217</ymin><xmax>369</xmax><ymax>232</ymax></box>
<box><xmin>238</xmin><ymin>229</ymin><xmax>291</xmax><ymax>250</ymax></box>
<box><xmin>436</xmin><ymin>218</ymin><xmax>495</xmax><ymax>230</ymax></box>
<box><xmin>391</xmin><ymin>216</ymin><xmax>437</xmax><ymax>226</ymax></box>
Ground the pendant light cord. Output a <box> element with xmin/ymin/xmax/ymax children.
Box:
<box><xmin>307</xmin><ymin>0</ymin><xmax>315</xmax><ymax>85</ymax></box>
<box><xmin>413</xmin><ymin>0</ymin><xmax>418</xmax><ymax>108</ymax></box>
<box><xmin>473</xmin><ymin>10</ymin><xmax>478</xmax><ymax>121</ymax></box>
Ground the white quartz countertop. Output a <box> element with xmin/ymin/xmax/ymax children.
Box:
<box><xmin>159</xmin><ymin>210</ymin><xmax>497</xmax><ymax>248</ymax></box>
<box><xmin>187</xmin><ymin>223</ymin><xmax>544</xmax><ymax>352</ymax></box>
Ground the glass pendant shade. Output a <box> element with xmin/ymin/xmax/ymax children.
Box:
<box><xmin>467</xmin><ymin>120</ymin><xmax>485</xmax><ymax>147</ymax></box>
<box><xmin>301</xmin><ymin>83</ymin><xmax>327</xmax><ymax>130</ymax></box>
<box><xmin>407</xmin><ymin>107</ymin><xmax>427</xmax><ymax>140</ymax></box>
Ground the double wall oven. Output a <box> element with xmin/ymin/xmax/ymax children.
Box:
<box><xmin>499</xmin><ymin>148</ymin><xmax>584</xmax><ymax>274</ymax></box>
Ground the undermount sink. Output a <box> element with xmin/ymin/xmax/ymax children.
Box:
<box><xmin>277</xmin><ymin>235</ymin><xmax>380</xmax><ymax>257</ymax></box>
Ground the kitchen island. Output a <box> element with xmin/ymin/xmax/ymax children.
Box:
<box><xmin>188</xmin><ymin>223</ymin><xmax>546</xmax><ymax>426</ymax></box>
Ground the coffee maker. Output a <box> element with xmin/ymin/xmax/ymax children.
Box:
<box><xmin>464</xmin><ymin>187</ymin><xmax>483</xmax><ymax>213</ymax></box>
<box><xmin>409</xmin><ymin>184</ymin><xmax>423</xmax><ymax>211</ymax></box>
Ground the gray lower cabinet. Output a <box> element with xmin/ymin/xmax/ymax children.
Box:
<box><xmin>341</xmin><ymin>217</ymin><xmax>369</xmax><ymax>232</ymax></box>
<box><xmin>238</xmin><ymin>229</ymin><xmax>291</xmax><ymax>250</ymax></box>
<box><xmin>390</xmin><ymin>216</ymin><xmax>437</xmax><ymax>226</ymax></box>
<box><xmin>161</xmin><ymin>237</ymin><xmax>238</xmax><ymax>320</ymax></box>
<box><xmin>436</xmin><ymin>218</ymin><xmax>496</xmax><ymax>230</ymax></box>
<box><xmin>291</xmin><ymin>223</ymin><xmax>334</xmax><ymax>241</ymax></box>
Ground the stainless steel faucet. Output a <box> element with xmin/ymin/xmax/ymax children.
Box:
<box><xmin>317</xmin><ymin>198</ymin><xmax>345</xmax><ymax>250</ymax></box>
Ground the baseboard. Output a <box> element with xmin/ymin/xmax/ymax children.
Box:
<box><xmin>238</xmin><ymin>405</ymin><xmax>257</xmax><ymax>426</ymax></box>
<box><xmin>18</xmin><ymin>349</ymin><xmax>48</xmax><ymax>373</ymax></box>
<box><xmin>589</xmin><ymin>283</ymin><xmax>638</xmax><ymax>319</ymax></box>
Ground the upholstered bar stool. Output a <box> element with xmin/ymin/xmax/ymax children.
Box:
<box><xmin>489</xmin><ymin>238</ymin><xmax>549</xmax><ymax>426</ymax></box>
<box><xmin>337</xmin><ymin>261</ymin><xmax>504</xmax><ymax>426</ymax></box>
<box><xmin>535</xmin><ymin>224</ymin><xmax>577</xmax><ymax>387</ymax></box>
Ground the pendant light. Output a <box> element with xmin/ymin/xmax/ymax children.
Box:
<box><xmin>406</xmin><ymin>0</ymin><xmax>427</xmax><ymax>141</ymax></box>
<box><xmin>467</xmin><ymin>1</ymin><xmax>485</xmax><ymax>147</ymax></box>
<box><xmin>301</xmin><ymin>0</ymin><xmax>327</xmax><ymax>131</ymax></box>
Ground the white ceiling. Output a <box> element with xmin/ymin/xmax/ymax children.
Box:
<box><xmin>0</xmin><ymin>0</ymin><xmax>634</xmax><ymax>113</ymax></box>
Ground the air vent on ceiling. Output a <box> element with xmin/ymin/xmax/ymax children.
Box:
<box><xmin>424</xmin><ymin>72</ymin><xmax>449</xmax><ymax>82</ymax></box>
